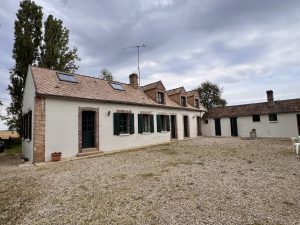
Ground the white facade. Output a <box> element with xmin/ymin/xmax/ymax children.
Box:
<box><xmin>37</xmin><ymin>97</ymin><xmax>201</xmax><ymax>161</ymax></box>
<box><xmin>202</xmin><ymin>113</ymin><xmax>300</xmax><ymax>138</ymax></box>
<box><xmin>22</xmin><ymin>69</ymin><xmax>35</xmax><ymax>161</ymax></box>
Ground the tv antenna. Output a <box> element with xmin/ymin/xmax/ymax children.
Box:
<box><xmin>123</xmin><ymin>44</ymin><xmax>146</xmax><ymax>86</ymax></box>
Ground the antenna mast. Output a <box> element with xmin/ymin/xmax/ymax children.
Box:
<box><xmin>123</xmin><ymin>44</ymin><xmax>146</xmax><ymax>86</ymax></box>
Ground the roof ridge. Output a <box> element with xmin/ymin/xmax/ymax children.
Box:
<box><xmin>210</xmin><ymin>98</ymin><xmax>300</xmax><ymax>110</ymax></box>
<box><xmin>142</xmin><ymin>80</ymin><xmax>161</xmax><ymax>88</ymax></box>
<box><xmin>32</xmin><ymin>66</ymin><xmax>131</xmax><ymax>86</ymax></box>
<box><xmin>166</xmin><ymin>86</ymin><xmax>182</xmax><ymax>92</ymax></box>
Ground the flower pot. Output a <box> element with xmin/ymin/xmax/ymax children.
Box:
<box><xmin>51</xmin><ymin>152</ymin><xmax>62</xmax><ymax>161</ymax></box>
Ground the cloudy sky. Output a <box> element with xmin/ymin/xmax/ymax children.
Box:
<box><xmin>1</xmin><ymin>0</ymin><xmax>300</xmax><ymax>130</ymax></box>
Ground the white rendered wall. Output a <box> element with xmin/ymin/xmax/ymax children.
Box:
<box><xmin>44</xmin><ymin>98</ymin><xmax>201</xmax><ymax>161</ymax></box>
<box><xmin>22</xmin><ymin>68</ymin><xmax>35</xmax><ymax>161</ymax></box>
<box><xmin>202</xmin><ymin>119</ymin><xmax>214</xmax><ymax>136</ymax></box>
<box><xmin>237</xmin><ymin>113</ymin><xmax>299</xmax><ymax>138</ymax></box>
<box><xmin>221</xmin><ymin>118</ymin><xmax>231</xmax><ymax>136</ymax></box>
<box><xmin>202</xmin><ymin>113</ymin><xmax>299</xmax><ymax>138</ymax></box>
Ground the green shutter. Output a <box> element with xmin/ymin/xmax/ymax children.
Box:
<box><xmin>24</xmin><ymin>113</ymin><xmax>28</xmax><ymax>139</ymax></box>
<box><xmin>113</xmin><ymin>113</ymin><xmax>120</xmax><ymax>135</ymax></box>
<box><xmin>150</xmin><ymin>115</ymin><xmax>154</xmax><ymax>133</ymax></box>
<box><xmin>166</xmin><ymin>115</ymin><xmax>170</xmax><ymax>131</ymax></box>
<box><xmin>130</xmin><ymin>113</ymin><xmax>134</xmax><ymax>134</ymax></box>
<box><xmin>138</xmin><ymin>114</ymin><xmax>143</xmax><ymax>134</ymax></box>
<box><xmin>157</xmin><ymin>115</ymin><xmax>162</xmax><ymax>132</ymax></box>
<box><xmin>28</xmin><ymin>111</ymin><xmax>32</xmax><ymax>140</ymax></box>
<box><xmin>21</xmin><ymin>115</ymin><xmax>24</xmax><ymax>138</ymax></box>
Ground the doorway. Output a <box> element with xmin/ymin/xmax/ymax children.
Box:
<box><xmin>230</xmin><ymin>117</ymin><xmax>238</xmax><ymax>137</ymax></box>
<box><xmin>183</xmin><ymin>116</ymin><xmax>189</xmax><ymax>138</ymax></box>
<box><xmin>170</xmin><ymin>115</ymin><xmax>177</xmax><ymax>139</ymax></box>
<box><xmin>297</xmin><ymin>114</ymin><xmax>300</xmax><ymax>135</ymax></box>
<box><xmin>82</xmin><ymin>111</ymin><xmax>95</xmax><ymax>149</ymax></box>
<box><xmin>215</xmin><ymin>119</ymin><xmax>221</xmax><ymax>136</ymax></box>
<box><xmin>197</xmin><ymin>116</ymin><xmax>202</xmax><ymax>136</ymax></box>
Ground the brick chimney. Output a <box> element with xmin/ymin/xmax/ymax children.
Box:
<box><xmin>266</xmin><ymin>90</ymin><xmax>274</xmax><ymax>105</ymax></box>
<box><xmin>129</xmin><ymin>73</ymin><xmax>138</xmax><ymax>89</ymax></box>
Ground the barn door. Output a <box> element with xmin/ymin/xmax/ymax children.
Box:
<box><xmin>183</xmin><ymin>116</ymin><xmax>189</xmax><ymax>138</ymax></box>
<box><xmin>230</xmin><ymin>117</ymin><xmax>238</xmax><ymax>136</ymax></box>
<box><xmin>297</xmin><ymin>114</ymin><xmax>300</xmax><ymax>135</ymax></box>
<box><xmin>215</xmin><ymin>119</ymin><xmax>221</xmax><ymax>136</ymax></box>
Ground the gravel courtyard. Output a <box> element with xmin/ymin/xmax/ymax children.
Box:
<box><xmin>0</xmin><ymin>137</ymin><xmax>299</xmax><ymax>225</ymax></box>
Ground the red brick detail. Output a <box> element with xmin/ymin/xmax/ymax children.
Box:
<box><xmin>33</xmin><ymin>97</ymin><xmax>46</xmax><ymax>163</ymax></box>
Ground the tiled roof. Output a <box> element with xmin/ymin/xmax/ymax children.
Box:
<box><xmin>142</xmin><ymin>81</ymin><xmax>164</xmax><ymax>91</ymax></box>
<box><xmin>166</xmin><ymin>87</ymin><xmax>185</xmax><ymax>96</ymax></box>
<box><xmin>186</xmin><ymin>90</ymin><xmax>198</xmax><ymax>97</ymax></box>
<box><xmin>31</xmin><ymin>67</ymin><xmax>205</xmax><ymax>111</ymax></box>
<box><xmin>204</xmin><ymin>99</ymin><xmax>300</xmax><ymax>118</ymax></box>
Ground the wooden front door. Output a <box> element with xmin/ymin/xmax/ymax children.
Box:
<box><xmin>183</xmin><ymin>116</ymin><xmax>189</xmax><ymax>138</ymax></box>
<box><xmin>197</xmin><ymin>117</ymin><xmax>202</xmax><ymax>136</ymax></box>
<box><xmin>170</xmin><ymin>115</ymin><xmax>177</xmax><ymax>139</ymax></box>
<box><xmin>215</xmin><ymin>119</ymin><xmax>221</xmax><ymax>136</ymax></box>
<box><xmin>230</xmin><ymin>117</ymin><xmax>238</xmax><ymax>137</ymax></box>
<box><xmin>82</xmin><ymin>111</ymin><xmax>95</xmax><ymax>149</ymax></box>
<box><xmin>297</xmin><ymin>114</ymin><xmax>300</xmax><ymax>135</ymax></box>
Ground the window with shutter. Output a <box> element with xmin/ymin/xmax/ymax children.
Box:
<box><xmin>157</xmin><ymin>115</ymin><xmax>169</xmax><ymax>132</ymax></box>
<box><xmin>22</xmin><ymin>111</ymin><xmax>32</xmax><ymax>140</ymax></box>
<box><xmin>130</xmin><ymin>113</ymin><xmax>134</xmax><ymax>134</ymax></box>
<box><xmin>114</xmin><ymin>112</ymin><xmax>134</xmax><ymax>135</ymax></box>
<box><xmin>28</xmin><ymin>111</ymin><xmax>32</xmax><ymax>140</ymax></box>
<box><xmin>150</xmin><ymin>115</ymin><xmax>154</xmax><ymax>133</ymax></box>
<box><xmin>157</xmin><ymin>115</ymin><xmax>162</xmax><ymax>132</ymax></box>
<box><xmin>138</xmin><ymin>114</ymin><xmax>154</xmax><ymax>133</ymax></box>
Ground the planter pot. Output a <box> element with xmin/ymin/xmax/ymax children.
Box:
<box><xmin>51</xmin><ymin>152</ymin><xmax>62</xmax><ymax>161</ymax></box>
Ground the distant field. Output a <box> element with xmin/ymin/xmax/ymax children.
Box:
<box><xmin>0</xmin><ymin>130</ymin><xmax>20</xmax><ymax>139</ymax></box>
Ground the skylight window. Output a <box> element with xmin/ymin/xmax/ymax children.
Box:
<box><xmin>110</xmin><ymin>82</ymin><xmax>124</xmax><ymax>91</ymax></box>
<box><xmin>57</xmin><ymin>72</ymin><xmax>78</xmax><ymax>83</ymax></box>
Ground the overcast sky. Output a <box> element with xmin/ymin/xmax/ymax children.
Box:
<box><xmin>1</xmin><ymin>0</ymin><xmax>300</xmax><ymax>130</ymax></box>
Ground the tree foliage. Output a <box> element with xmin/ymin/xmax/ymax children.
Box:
<box><xmin>39</xmin><ymin>15</ymin><xmax>80</xmax><ymax>73</ymax></box>
<box><xmin>6</xmin><ymin>0</ymin><xmax>80</xmax><ymax>131</ymax></box>
<box><xmin>100</xmin><ymin>68</ymin><xmax>114</xmax><ymax>82</ymax></box>
<box><xmin>7</xmin><ymin>0</ymin><xmax>43</xmax><ymax>131</ymax></box>
<box><xmin>197</xmin><ymin>81</ymin><xmax>227</xmax><ymax>109</ymax></box>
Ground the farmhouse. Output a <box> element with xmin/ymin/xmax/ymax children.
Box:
<box><xmin>22</xmin><ymin>66</ymin><xmax>205</xmax><ymax>162</ymax></box>
<box><xmin>202</xmin><ymin>90</ymin><xmax>300</xmax><ymax>138</ymax></box>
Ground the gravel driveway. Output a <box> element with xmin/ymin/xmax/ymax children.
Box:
<box><xmin>0</xmin><ymin>137</ymin><xmax>299</xmax><ymax>225</ymax></box>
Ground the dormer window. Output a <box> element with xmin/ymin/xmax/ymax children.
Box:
<box><xmin>195</xmin><ymin>99</ymin><xmax>200</xmax><ymax>108</ymax></box>
<box><xmin>157</xmin><ymin>92</ymin><xmax>164</xmax><ymax>104</ymax></box>
<box><xmin>181</xmin><ymin>96</ymin><xmax>187</xmax><ymax>107</ymax></box>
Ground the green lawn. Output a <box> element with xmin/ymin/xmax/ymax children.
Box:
<box><xmin>5</xmin><ymin>144</ymin><xmax>22</xmax><ymax>155</ymax></box>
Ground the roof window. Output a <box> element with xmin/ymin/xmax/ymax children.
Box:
<box><xmin>110</xmin><ymin>82</ymin><xmax>125</xmax><ymax>91</ymax></box>
<box><xmin>57</xmin><ymin>72</ymin><xmax>78</xmax><ymax>83</ymax></box>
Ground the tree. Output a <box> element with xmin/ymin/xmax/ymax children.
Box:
<box><xmin>39</xmin><ymin>15</ymin><xmax>80</xmax><ymax>73</ymax></box>
<box><xmin>100</xmin><ymin>68</ymin><xmax>114</xmax><ymax>81</ymax></box>
<box><xmin>7</xmin><ymin>0</ymin><xmax>43</xmax><ymax>131</ymax></box>
<box><xmin>197</xmin><ymin>81</ymin><xmax>227</xmax><ymax>109</ymax></box>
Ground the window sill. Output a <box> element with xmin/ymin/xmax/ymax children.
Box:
<box><xmin>160</xmin><ymin>130</ymin><xmax>168</xmax><ymax>133</ymax></box>
<box><xmin>142</xmin><ymin>132</ymin><xmax>151</xmax><ymax>135</ymax></box>
<box><xmin>119</xmin><ymin>133</ymin><xmax>130</xmax><ymax>136</ymax></box>
<box><xmin>269</xmin><ymin>121</ymin><xmax>278</xmax><ymax>123</ymax></box>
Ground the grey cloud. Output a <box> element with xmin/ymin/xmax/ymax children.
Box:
<box><xmin>0</xmin><ymin>0</ymin><xmax>300</xmax><ymax>114</ymax></box>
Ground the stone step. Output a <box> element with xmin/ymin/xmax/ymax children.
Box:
<box><xmin>77</xmin><ymin>150</ymin><xmax>103</xmax><ymax>157</ymax></box>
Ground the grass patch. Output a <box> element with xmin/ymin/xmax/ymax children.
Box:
<box><xmin>5</xmin><ymin>144</ymin><xmax>22</xmax><ymax>155</ymax></box>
